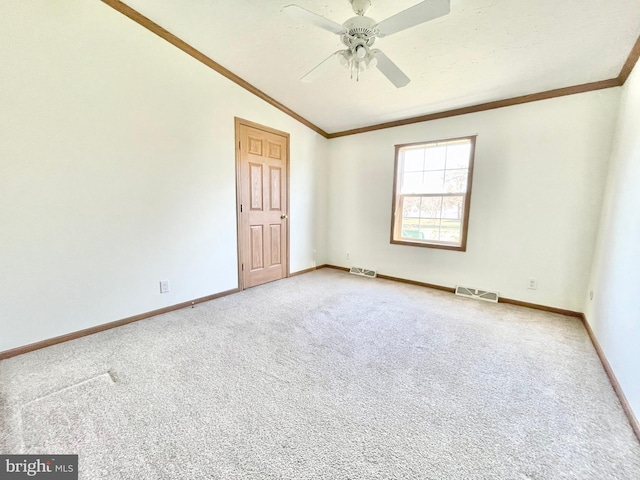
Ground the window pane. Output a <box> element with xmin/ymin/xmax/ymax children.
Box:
<box><xmin>424</xmin><ymin>146</ymin><xmax>446</xmax><ymax>170</ymax></box>
<box><xmin>419</xmin><ymin>196</ymin><xmax>442</xmax><ymax>218</ymax></box>
<box><xmin>402</xmin><ymin>171</ymin><xmax>447</xmax><ymax>194</ymax></box>
<box><xmin>401</xmin><ymin>172</ymin><xmax>424</xmax><ymax>193</ymax></box>
<box><xmin>402</xmin><ymin>196</ymin><xmax>421</xmax><ymax>218</ymax></box>
<box><xmin>444</xmin><ymin>169</ymin><xmax>468</xmax><ymax>193</ymax></box>
<box><xmin>401</xmin><ymin>197</ymin><xmax>421</xmax><ymax>239</ymax></box>
<box><xmin>401</xmin><ymin>219</ymin><xmax>422</xmax><ymax>239</ymax></box>
<box><xmin>445</xmin><ymin>144</ymin><xmax>471</xmax><ymax>169</ymax></box>
<box><xmin>403</xmin><ymin>148</ymin><xmax>424</xmax><ymax>172</ymax></box>
<box><xmin>442</xmin><ymin>196</ymin><xmax>464</xmax><ymax>219</ymax></box>
<box><xmin>423</xmin><ymin>170</ymin><xmax>445</xmax><ymax>192</ymax></box>
<box><xmin>417</xmin><ymin>218</ymin><xmax>438</xmax><ymax>241</ymax></box>
<box><xmin>439</xmin><ymin>219</ymin><xmax>461</xmax><ymax>243</ymax></box>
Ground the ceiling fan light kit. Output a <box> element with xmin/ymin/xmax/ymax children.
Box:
<box><xmin>283</xmin><ymin>0</ymin><xmax>451</xmax><ymax>88</ymax></box>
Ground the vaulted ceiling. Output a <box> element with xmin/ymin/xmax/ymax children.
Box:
<box><xmin>110</xmin><ymin>0</ymin><xmax>640</xmax><ymax>135</ymax></box>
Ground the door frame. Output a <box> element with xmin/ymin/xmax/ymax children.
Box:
<box><xmin>234</xmin><ymin>117</ymin><xmax>291</xmax><ymax>290</ymax></box>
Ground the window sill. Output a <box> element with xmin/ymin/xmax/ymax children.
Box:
<box><xmin>390</xmin><ymin>239</ymin><xmax>467</xmax><ymax>251</ymax></box>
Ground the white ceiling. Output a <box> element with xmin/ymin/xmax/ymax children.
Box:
<box><xmin>121</xmin><ymin>0</ymin><xmax>640</xmax><ymax>134</ymax></box>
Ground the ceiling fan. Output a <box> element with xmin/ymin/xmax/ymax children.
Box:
<box><xmin>282</xmin><ymin>0</ymin><xmax>450</xmax><ymax>88</ymax></box>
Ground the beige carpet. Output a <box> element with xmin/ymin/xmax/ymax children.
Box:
<box><xmin>1</xmin><ymin>269</ymin><xmax>639</xmax><ymax>479</ymax></box>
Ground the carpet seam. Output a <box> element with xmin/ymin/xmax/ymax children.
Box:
<box><xmin>20</xmin><ymin>372</ymin><xmax>115</xmax><ymax>408</ymax></box>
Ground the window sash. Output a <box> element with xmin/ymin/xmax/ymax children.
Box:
<box><xmin>394</xmin><ymin>194</ymin><xmax>467</xmax><ymax>246</ymax></box>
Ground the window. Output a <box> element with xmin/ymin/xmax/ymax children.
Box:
<box><xmin>391</xmin><ymin>136</ymin><xmax>476</xmax><ymax>251</ymax></box>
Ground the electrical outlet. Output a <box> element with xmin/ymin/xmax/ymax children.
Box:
<box><xmin>527</xmin><ymin>278</ymin><xmax>537</xmax><ymax>290</ymax></box>
<box><xmin>346</xmin><ymin>252</ymin><xmax>350</xmax><ymax>260</ymax></box>
<box><xmin>160</xmin><ymin>279</ymin><xmax>170</xmax><ymax>294</ymax></box>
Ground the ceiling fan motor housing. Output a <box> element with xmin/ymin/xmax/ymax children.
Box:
<box><xmin>342</xmin><ymin>15</ymin><xmax>378</xmax><ymax>48</ymax></box>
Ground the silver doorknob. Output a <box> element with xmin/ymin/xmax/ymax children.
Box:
<box><xmin>281</xmin><ymin>214</ymin><xmax>288</xmax><ymax>219</ymax></box>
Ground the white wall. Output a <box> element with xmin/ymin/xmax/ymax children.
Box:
<box><xmin>585</xmin><ymin>62</ymin><xmax>640</xmax><ymax>421</ymax></box>
<box><xmin>0</xmin><ymin>0</ymin><xmax>327</xmax><ymax>351</ymax></box>
<box><xmin>326</xmin><ymin>90</ymin><xmax>620</xmax><ymax>311</ymax></box>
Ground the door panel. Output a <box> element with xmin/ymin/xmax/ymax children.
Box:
<box><xmin>270</xmin><ymin>167</ymin><xmax>281</xmax><ymax>210</ymax></box>
<box><xmin>237</xmin><ymin>120</ymin><xmax>289</xmax><ymax>288</ymax></box>
<box><xmin>268</xmin><ymin>141</ymin><xmax>282</xmax><ymax>159</ymax></box>
<box><xmin>270</xmin><ymin>224</ymin><xmax>281</xmax><ymax>266</ymax></box>
<box><xmin>250</xmin><ymin>225</ymin><xmax>264</xmax><ymax>271</ymax></box>
<box><xmin>248</xmin><ymin>136</ymin><xmax>263</xmax><ymax>155</ymax></box>
<box><xmin>250</xmin><ymin>163</ymin><xmax>263</xmax><ymax>210</ymax></box>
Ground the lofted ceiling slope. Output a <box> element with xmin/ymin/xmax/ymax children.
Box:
<box><xmin>107</xmin><ymin>0</ymin><xmax>640</xmax><ymax>135</ymax></box>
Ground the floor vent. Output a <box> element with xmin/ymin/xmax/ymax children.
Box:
<box><xmin>455</xmin><ymin>286</ymin><xmax>499</xmax><ymax>303</ymax></box>
<box><xmin>349</xmin><ymin>267</ymin><xmax>377</xmax><ymax>278</ymax></box>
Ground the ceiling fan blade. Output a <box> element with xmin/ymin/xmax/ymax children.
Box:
<box><xmin>300</xmin><ymin>51</ymin><xmax>343</xmax><ymax>83</ymax></box>
<box><xmin>375</xmin><ymin>0</ymin><xmax>450</xmax><ymax>37</ymax></box>
<box><xmin>374</xmin><ymin>51</ymin><xmax>411</xmax><ymax>88</ymax></box>
<box><xmin>282</xmin><ymin>5</ymin><xmax>347</xmax><ymax>35</ymax></box>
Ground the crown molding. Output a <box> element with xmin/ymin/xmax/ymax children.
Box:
<box><xmin>327</xmin><ymin>78</ymin><xmax>621</xmax><ymax>138</ymax></box>
<box><xmin>619</xmin><ymin>34</ymin><xmax>640</xmax><ymax>85</ymax></box>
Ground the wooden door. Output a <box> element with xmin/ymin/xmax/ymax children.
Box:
<box><xmin>236</xmin><ymin>119</ymin><xmax>289</xmax><ymax>289</ymax></box>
